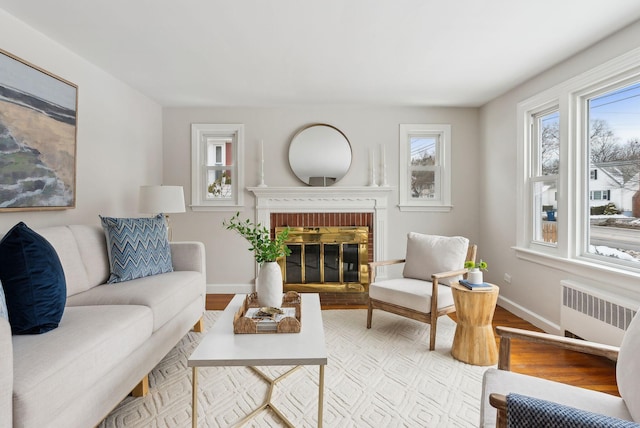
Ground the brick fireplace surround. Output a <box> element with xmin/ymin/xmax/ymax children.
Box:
<box><xmin>250</xmin><ymin>186</ymin><xmax>392</xmax><ymax>306</ymax></box>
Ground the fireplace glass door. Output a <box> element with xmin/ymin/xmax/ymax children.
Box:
<box><xmin>277</xmin><ymin>227</ymin><xmax>369</xmax><ymax>292</ymax></box>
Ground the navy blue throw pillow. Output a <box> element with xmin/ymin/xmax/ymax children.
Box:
<box><xmin>0</xmin><ymin>222</ymin><xmax>66</xmax><ymax>334</ymax></box>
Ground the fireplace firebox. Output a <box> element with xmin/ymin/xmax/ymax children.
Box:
<box><xmin>276</xmin><ymin>226</ymin><xmax>369</xmax><ymax>293</ymax></box>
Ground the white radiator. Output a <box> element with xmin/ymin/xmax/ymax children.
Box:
<box><xmin>560</xmin><ymin>280</ymin><xmax>639</xmax><ymax>346</ymax></box>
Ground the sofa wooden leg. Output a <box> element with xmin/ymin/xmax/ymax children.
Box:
<box><xmin>131</xmin><ymin>375</ymin><xmax>149</xmax><ymax>397</ymax></box>
<box><xmin>193</xmin><ymin>317</ymin><xmax>204</xmax><ymax>332</ymax></box>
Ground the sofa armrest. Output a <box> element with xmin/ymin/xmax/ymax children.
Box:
<box><xmin>496</xmin><ymin>326</ymin><xmax>619</xmax><ymax>370</ymax></box>
<box><xmin>0</xmin><ymin>318</ymin><xmax>13</xmax><ymax>428</ymax></box>
<box><xmin>170</xmin><ymin>241</ymin><xmax>206</xmax><ymax>276</ymax></box>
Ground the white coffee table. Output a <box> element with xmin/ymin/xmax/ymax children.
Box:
<box><xmin>188</xmin><ymin>293</ymin><xmax>328</xmax><ymax>427</ymax></box>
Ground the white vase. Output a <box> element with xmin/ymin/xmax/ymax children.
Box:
<box><xmin>256</xmin><ymin>261</ymin><xmax>283</xmax><ymax>308</ymax></box>
<box><xmin>467</xmin><ymin>268</ymin><xmax>483</xmax><ymax>285</ymax></box>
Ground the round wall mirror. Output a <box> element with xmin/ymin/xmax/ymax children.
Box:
<box><xmin>288</xmin><ymin>124</ymin><xmax>352</xmax><ymax>186</ymax></box>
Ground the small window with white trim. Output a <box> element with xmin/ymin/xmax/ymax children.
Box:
<box><xmin>399</xmin><ymin>124</ymin><xmax>451</xmax><ymax>211</ymax></box>
<box><xmin>191</xmin><ymin>124</ymin><xmax>244</xmax><ymax>210</ymax></box>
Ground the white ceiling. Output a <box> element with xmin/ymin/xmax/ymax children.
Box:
<box><xmin>2</xmin><ymin>0</ymin><xmax>640</xmax><ymax>107</ymax></box>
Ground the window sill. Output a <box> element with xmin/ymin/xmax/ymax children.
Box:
<box><xmin>514</xmin><ymin>246</ymin><xmax>640</xmax><ymax>293</ymax></box>
<box><xmin>190</xmin><ymin>205</ymin><xmax>245</xmax><ymax>212</ymax></box>
<box><xmin>398</xmin><ymin>204</ymin><xmax>453</xmax><ymax>212</ymax></box>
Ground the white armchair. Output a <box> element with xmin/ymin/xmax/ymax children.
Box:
<box><xmin>366</xmin><ymin>232</ymin><xmax>476</xmax><ymax>350</ymax></box>
<box><xmin>481</xmin><ymin>310</ymin><xmax>640</xmax><ymax>427</ymax></box>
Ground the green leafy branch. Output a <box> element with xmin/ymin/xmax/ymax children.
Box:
<box><xmin>223</xmin><ymin>212</ymin><xmax>291</xmax><ymax>264</ymax></box>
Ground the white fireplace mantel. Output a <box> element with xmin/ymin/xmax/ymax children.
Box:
<box><xmin>248</xmin><ymin>186</ymin><xmax>394</xmax><ymax>265</ymax></box>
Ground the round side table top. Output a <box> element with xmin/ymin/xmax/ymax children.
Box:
<box><xmin>451</xmin><ymin>281</ymin><xmax>499</xmax><ymax>293</ymax></box>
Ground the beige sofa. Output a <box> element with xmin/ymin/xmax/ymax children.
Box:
<box><xmin>0</xmin><ymin>224</ymin><xmax>206</xmax><ymax>428</ymax></box>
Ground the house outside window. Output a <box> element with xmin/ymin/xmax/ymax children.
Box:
<box><xmin>191</xmin><ymin>124</ymin><xmax>244</xmax><ymax>210</ymax></box>
<box><xmin>398</xmin><ymin>124</ymin><xmax>452</xmax><ymax>211</ymax></box>
<box><xmin>516</xmin><ymin>48</ymin><xmax>640</xmax><ymax>281</ymax></box>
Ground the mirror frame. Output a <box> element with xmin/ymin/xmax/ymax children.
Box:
<box><xmin>288</xmin><ymin>123</ymin><xmax>353</xmax><ymax>186</ymax></box>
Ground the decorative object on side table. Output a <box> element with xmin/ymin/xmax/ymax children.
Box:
<box><xmin>464</xmin><ymin>259</ymin><xmax>488</xmax><ymax>285</ymax></box>
<box><xmin>223</xmin><ymin>212</ymin><xmax>291</xmax><ymax>308</ymax></box>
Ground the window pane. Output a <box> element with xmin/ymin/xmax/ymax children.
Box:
<box><xmin>411</xmin><ymin>170</ymin><xmax>438</xmax><ymax>199</ymax></box>
<box><xmin>410</xmin><ymin>137</ymin><xmax>437</xmax><ymax>166</ymax></box>
<box><xmin>539</xmin><ymin>111</ymin><xmax>559</xmax><ymax>175</ymax></box>
<box><xmin>533</xmin><ymin>180</ymin><xmax>557</xmax><ymax>245</ymax></box>
<box><xmin>587</xmin><ymin>81</ymin><xmax>640</xmax><ymax>264</ymax></box>
<box><xmin>206</xmin><ymin>169</ymin><xmax>232</xmax><ymax>199</ymax></box>
<box><xmin>206</xmin><ymin>138</ymin><xmax>231</xmax><ymax>166</ymax></box>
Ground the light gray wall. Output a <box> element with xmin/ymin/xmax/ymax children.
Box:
<box><xmin>163</xmin><ymin>106</ymin><xmax>481</xmax><ymax>288</ymax></box>
<box><xmin>479</xmin><ymin>20</ymin><xmax>640</xmax><ymax>330</ymax></box>
<box><xmin>0</xmin><ymin>9</ymin><xmax>163</xmax><ymax>234</ymax></box>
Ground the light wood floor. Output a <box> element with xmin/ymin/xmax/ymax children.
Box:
<box><xmin>206</xmin><ymin>294</ymin><xmax>619</xmax><ymax>397</ymax></box>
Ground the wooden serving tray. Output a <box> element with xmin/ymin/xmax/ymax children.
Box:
<box><xmin>233</xmin><ymin>291</ymin><xmax>302</xmax><ymax>334</ymax></box>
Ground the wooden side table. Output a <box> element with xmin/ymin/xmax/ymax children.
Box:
<box><xmin>450</xmin><ymin>281</ymin><xmax>499</xmax><ymax>366</ymax></box>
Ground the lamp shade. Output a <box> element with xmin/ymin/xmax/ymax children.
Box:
<box><xmin>138</xmin><ymin>185</ymin><xmax>186</xmax><ymax>214</ymax></box>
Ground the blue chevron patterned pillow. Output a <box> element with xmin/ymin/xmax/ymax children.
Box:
<box><xmin>100</xmin><ymin>214</ymin><xmax>173</xmax><ymax>283</ymax></box>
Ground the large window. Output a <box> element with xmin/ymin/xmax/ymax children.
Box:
<box><xmin>517</xmin><ymin>49</ymin><xmax>640</xmax><ymax>280</ymax></box>
<box><xmin>585</xmin><ymin>81</ymin><xmax>640</xmax><ymax>265</ymax></box>
<box><xmin>191</xmin><ymin>124</ymin><xmax>244</xmax><ymax>210</ymax></box>
<box><xmin>399</xmin><ymin>124</ymin><xmax>452</xmax><ymax>211</ymax></box>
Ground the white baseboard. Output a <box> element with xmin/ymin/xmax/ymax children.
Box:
<box><xmin>206</xmin><ymin>283</ymin><xmax>254</xmax><ymax>294</ymax></box>
<box><xmin>497</xmin><ymin>295</ymin><xmax>562</xmax><ymax>335</ymax></box>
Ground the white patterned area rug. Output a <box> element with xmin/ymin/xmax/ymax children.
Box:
<box><xmin>99</xmin><ymin>310</ymin><xmax>492</xmax><ymax>427</ymax></box>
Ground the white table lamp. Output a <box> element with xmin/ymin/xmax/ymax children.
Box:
<box><xmin>138</xmin><ymin>185</ymin><xmax>186</xmax><ymax>240</ymax></box>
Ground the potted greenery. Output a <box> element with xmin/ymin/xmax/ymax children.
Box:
<box><xmin>223</xmin><ymin>212</ymin><xmax>291</xmax><ymax>307</ymax></box>
<box><xmin>464</xmin><ymin>259</ymin><xmax>488</xmax><ymax>285</ymax></box>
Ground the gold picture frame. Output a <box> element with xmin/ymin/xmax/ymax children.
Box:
<box><xmin>0</xmin><ymin>48</ymin><xmax>78</xmax><ymax>211</ymax></box>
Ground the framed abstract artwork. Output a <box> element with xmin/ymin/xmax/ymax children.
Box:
<box><xmin>0</xmin><ymin>48</ymin><xmax>78</xmax><ymax>211</ymax></box>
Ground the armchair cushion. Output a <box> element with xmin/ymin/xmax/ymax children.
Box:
<box><xmin>402</xmin><ymin>233</ymin><xmax>468</xmax><ymax>283</ymax></box>
<box><xmin>481</xmin><ymin>368</ymin><xmax>631</xmax><ymax>427</ymax></box>
<box><xmin>369</xmin><ymin>278</ymin><xmax>454</xmax><ymax>312</ymax></box>
<box><xmin>506</xmin><ymin>393</ymin><xmax>640</xmax><ymax>428</ymax></box>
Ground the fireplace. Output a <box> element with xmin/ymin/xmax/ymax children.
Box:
<box><xmin>249</xmin><ymin>186</ymin><xmax>392</xmax><ymax>304</ymax></box>
<box><xmin>276</xmin><ymin>226</ymin><xmax>369</xmax><ymax>292</ymax></box>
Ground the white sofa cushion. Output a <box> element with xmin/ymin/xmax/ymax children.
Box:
<box><xmin>402</xmin><ymin>233</ymin><xmax>469</xmax><ymax>284</ymax></box>
<box><xmin>68</xmin><ymin>225</ymin><xmax>110</xmax><ymax>288</ymax></box>
<box><xmin>12</xmin><ymin>305</ymin><xmax>153</xmax><ymax>428</ymax></box>
<box><xmin>0</xmin><ymin>318</ymin><xmax>12</xmax><ymax>428</ymax></box>
<box><xmin>35</xmin><ymin>226</ymin><xmax>91</xmax><ymax>297</ymax></box>
<box><xmin>66</xmin><ymin>270</ymin><xmax>203</xmax><ymax>332</ymax></box>
<box><xmin>369</xmin><ymin>277</ymin><xmax>455</xmax><ymax>312</ymax></box>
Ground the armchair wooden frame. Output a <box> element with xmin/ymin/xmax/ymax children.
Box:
<box><xmin>488</xmin><ymin>326</ymin><xmax>620</xmax><ymax>428</ymax></box>
<box><xmin>366</xmin><ymin>244</ymin><xmax>477</xmax><ymax>351</ymax></box>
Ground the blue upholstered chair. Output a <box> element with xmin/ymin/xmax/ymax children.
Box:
<box><xmin>481</xmin><ymin>310</ymin><xmax>640</xmax><ymax>427</ymax></box>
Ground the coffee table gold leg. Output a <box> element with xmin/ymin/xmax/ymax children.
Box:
<box><xmin>318</xmin><ymin>365</ymin><xmax>324</xmax><ymax>428</ymax></box>
<box><xmin>192</xmin><ymin>367</ymin><xmax>198</xmax><ymax>428</ymax></box>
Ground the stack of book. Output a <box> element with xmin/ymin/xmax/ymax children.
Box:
<box><xmin>458</xmin><ymin>279</ymin><xmax>492</xmax><ymax>290</ymax></box>
<box><xmin>245</xmin><ymin>307</ymin><xmax>297</xmax><ymax>332</ymax></box>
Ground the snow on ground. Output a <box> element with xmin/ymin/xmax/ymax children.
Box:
<box><xmin>590</xmin><ymin>245</ymin><xmax>640</xmax><ymax>262</ymax></box>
